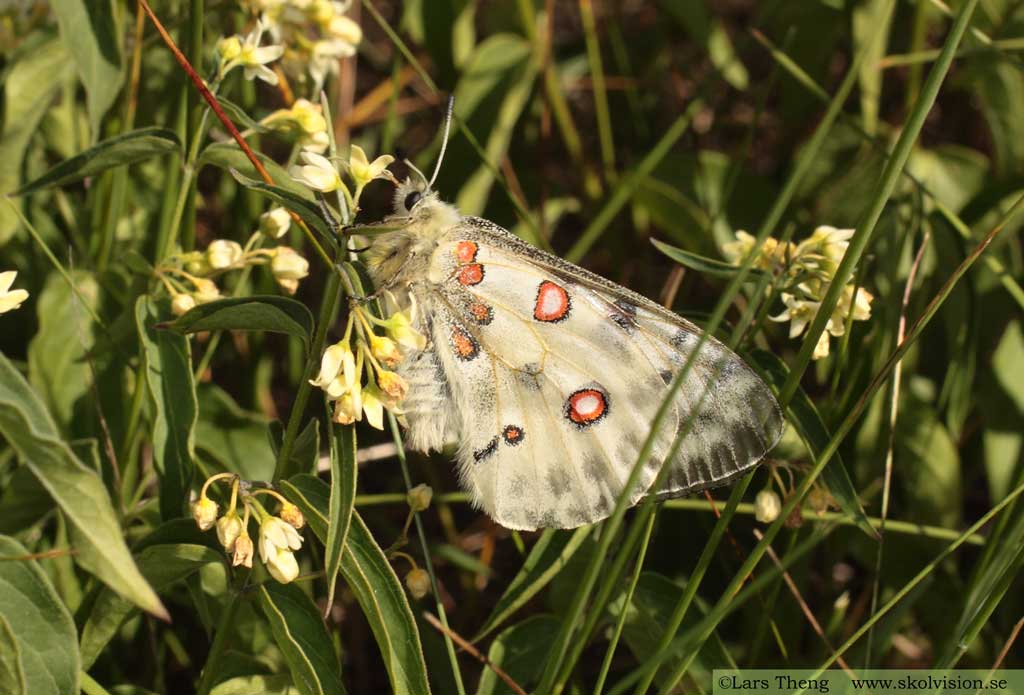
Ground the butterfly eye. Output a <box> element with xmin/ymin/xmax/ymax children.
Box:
<box><xmin>404</xmin><ymin>191</ymin><xmax>422</xmax><ymax>211</ymax></box>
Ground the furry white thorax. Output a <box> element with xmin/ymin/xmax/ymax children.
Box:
<box><xmin>363</xmin><ymin>179</ymin><xmax>462</xmax><ymax>291</ymax></box>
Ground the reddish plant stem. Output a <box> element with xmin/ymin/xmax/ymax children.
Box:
<box><xmin>138</xmin><ymin>0</ymin><xmax>274</xmax><ymax>186</ymax></box>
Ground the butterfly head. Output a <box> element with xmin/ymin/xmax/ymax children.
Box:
<box><xmin>392</xmin><ymin>176</ymin><xmax>437</xmax><ymax>217</ymax></box>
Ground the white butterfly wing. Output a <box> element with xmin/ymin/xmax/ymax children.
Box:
<box><xmin>403</xmin><ymin>217</ymin><xmax>783</xmax><ymax>530</ymax></box>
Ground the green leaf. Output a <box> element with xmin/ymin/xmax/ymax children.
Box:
<box><xmin>477</xmin><ymin>615</ymin><xmax>561</xmax><ymax>695</ymax></box>
<box><xmin>27</xmin><ymin>271</ymin><xmax>99</xmax><ymax>428</ymax></box>
<box><xmin>79</xmin><ymin>543</ymin><xmax>222</xmax><ymax>669</ymax></box>
<box><xmin>473</xmin><ymin>526</ymin><xmax>590</xmax><ymax>641</ymax></box>
<box><xmin>199</xmin><ymin>142</ymin><xmax>313</xmax><ymax>200</ymax></box>
<box><xmin>15</xmin><ymin>128</ymin><xmax>180</xmax><ymax>196</ymax></box>
<box><xmin>209</xmin><ymin>675</ymin><xmax>300</xmax><ymax>695</ymax></box>
<box><xmin>0</xmin><ymin>38</ymin><xmax>74</xmax><ymax>243</ymax></box>
<box><xmin>0</xmin><ymin>466</ymin><xmax>53</xmax><ymax>534</ymax></box>
<box><xmin>162</xmin><ymin>296</ymin><xmax>315</xmax><ymax>349</ymax></box>
<box><xmin>0</xmin><ymin>353</ymin><xmax>167</xmax><ymax>619</ymax></box>
<box><xmin>0</xmin><ymin>536</ymin><xmax>79</xmax><ymax>695</ymax></box>
<box><xmin>0</xmin><ymin>615</ymin><xmax>27</xmax><ymax>695</ymax></box>
<box><xmin>851</xmin><ymin>0</ymin><xmax>893</xmax><ymax>135</ymax></box>
<box><xmin>291</xmin><ymin>417</ymin><xmax>322</xmax><ymax>476</ymax></box>
<box><xmin>51</xmin><ymin>0</ymin><xmax>122</xmax><ymax>139</ymax></box>
<box><xmin>258</xmin><ymin>582</ymin><xmax>347</xmax><ymax>695</ymax></box>
<box><xmin>136</xmin><ymin>296</ymin><xmax>198</xmax><ymax>521</ymax></box>
<box><xmin>750</xmin><ymin>350</ymin><xmax>878</xmax><ymax>540</ymax></box>
<box><xmin>324</xmin><ymin>424</ymin><xmax>356</xmax><ymax>615</ymax></box>
<box><xmin>651</xmin><ymin>238</ymin><xmax>767</xmax><ymax>279</ymax></box>
<box><xmin>195</xmin><ymin>385</ymin><xmax>276</xmax><ymax>481</ymax></box>
<box><xmin>454</xmin><ymin>34</ymin><xmax>537</xmax><ymax>215</ymax></box>
<box><xmin>281</xmin><ymin>475</ymin><xmax>431</xmax><ymax>695</ymax></box>
<box><xmin>227</xmin><ymin>169</ymin><xmax>335</xmax><ymax>241</ymax></box>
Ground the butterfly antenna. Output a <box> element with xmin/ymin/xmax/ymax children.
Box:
<box><xmin>428</xmin><ymin>96</ymin><xmax>455</xmax><ymax>190</ymax></box>
<box><xmin>404</xmin><ymin>159</ymin><xmax>429</xmax><ymax>186</ymax></box>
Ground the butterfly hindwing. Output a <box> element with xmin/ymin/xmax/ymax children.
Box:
<box><xmin>405</xmin><ymin>217</ymin><xmax>782</xmax><ymax>530</ymax></box>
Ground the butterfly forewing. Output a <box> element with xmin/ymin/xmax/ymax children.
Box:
<box><xmin>389</xmin><ymin>215</ymin><xmax>783</xmax><ymax>530</ymax></box>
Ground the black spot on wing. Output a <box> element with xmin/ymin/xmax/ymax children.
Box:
<box><xmin>473</xmin><ymin>437</ymin><xmax>499</xmax><ymax>463</ymax></box>
<box><xmin>609</xmin><ymin>300</ymin><xmax>638</xmax><ymax>333</ymax></box>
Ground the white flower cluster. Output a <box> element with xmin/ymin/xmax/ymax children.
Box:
<box><xmin>160</xmin><ymin>213</ymin><xmax>309</xmax><ymax>316</ymax></box>
<box><xmin>192</xmin><ymin>474</ymin><xmax>307</xmax><ymax>583</ymax></box>
<box><xmin>311</xmin><ymin>292</ymin><xmax>426</xmax><ymax>428</ymax></box>
<box><xmin>244</xmin><ymin>0</ymin><xmax>362</xmax><ymax>89</ymax></box>
<box><xmin>723</xmin><ymin>226</ymin><xmax>874</xmax><ymax>360</ymax></box>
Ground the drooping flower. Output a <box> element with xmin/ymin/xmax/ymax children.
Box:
<box><xmin>192</xmin><ymin>495</ymin><xmax>218</xmax><ymax>531</ymax></box>
<box><xmin>259</xmin><ymin>207</ymin><xmax>292</xmax><ymax>239</ymax></box>
<box><xmin>171</xmin><ymin>293</ymin><xmax>196</xmax><ymax>317</ymax></box>
<box><xmin>376</xmin><ymin>370</ymin><xmax>408</xmax><ymax>402</ymax></box>
<box><xmin>370</xmin><ymin>334</ymin><xmax>402</xmax><ymax>368</ymax></box>
<box><xmin>280</xmin><ymin>501</ymin><xmax>305</xmax><ymax>529</ymax></box>
<box><xmin>754</xmin><ymin>489</ymin><xmax>781</xmax><ymax>524</ymax></box>
<box><xmin>216</xmin><ymin>511</ymin><xmax>243</xmax><ymax>552</ymax></box>
<box><xmin>379</xmin><ymin>292</ymin><xmax>427</xmax><ymax>351</ymax></box>
<box><xmin>261</xmin><ymin>99</ymin><xmax>330</xmax><ymax>153</ymax></box>
<box><xmin>310</xmin><ymin>341</ymin><xmax>357</xmax><ymax>394</ymax></box>
<box><xmin>259</xmin><ymin>516</ymin><xmax>304</xmax><ymax>584</ymax></box>
<box><xmin>332</xmin><ymin>385</ymin><xmax>362</xmax><ymax>425</ymax></box>
<box><xmin>361</xmin><ymin>382</ymin><xmax>385</xmax><ymax>430</ymax></box>
<box><xmin>404</xmin><ymin>568</ymin><xmax>430</xmax><ymax>599</ymax></box>
<box><xmin>406</xmin><ymin>484</ymin><xmax>433</xmax><ymax>512</ymax></box>
<box><xmin>0</xmin><ymin>271</ymin><xmax>29</xmax><ymax>314</ymax></box>
<box><xmin>206</xmin><ymin>239</ymin><xmax>244</xmax><ymax>270</ymax></box>
<box><xmin>290</xmin><ymin>151</ymin><xmax>343</xmax><ymax>192</ymax></box>
<box><xmin>270</xmin><ymin>247</ymin><xmax>309</xmax><ymax>294</ymax></box>
<box><xmin>232</xmin><ymin>533</ymin><xmax>254</xmax><ymax>568</ymax></box>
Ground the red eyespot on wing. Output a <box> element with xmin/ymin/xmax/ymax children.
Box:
<box><xmin>458</xmin><ymin>264</ymin><xmax>485</xmax><ymax>286</ymax></box>
<box><xmin>455</xmin><ymin>240</ymin><xmax>478</xmax><ymax>263</ymax></box>
<box><xmin>469</xmin><ymin>301</ymin><xmax>494</xmax><ymax>325</ymax></box>
<box><xmin>450</xmin><ymin>325</ymin><xmax>479</xmax><ymax>361</ymax></box>
<box><xmin>534</xmin><ymin>281</ymin><xmax>571</xmax><ymax>322</ymax></box>
<box><xmin>566</xmin><ymin>388</ymin><xmax>608</xmax><ymax>426</ymax></box>
<box><xmin>502</xmin><ymin>424</ymin><xmax>524</xmax><ymax>445</ymax></box>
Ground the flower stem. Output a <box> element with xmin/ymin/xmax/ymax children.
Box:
<box><xmin>194</xmin><ymin>592</ymin><xmax>241</xmax><ymax>695</ymax></box>
<box><xmin>273</xmin><ymin>270</ymin><xmax>342</xmax><ymax>481</ymax></box>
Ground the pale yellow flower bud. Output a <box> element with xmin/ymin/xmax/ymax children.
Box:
<box><xmin>192</xmin><ymin>495</ymin><xmax>218</xmax><ymax>531</ymax></box>
<box><xmin>171</xmin><ymin>293</ymin><xmax>196</xmax><ymax>317</ymax></box>
<box><xmin>232</xmin><ymin>533</ymin><xmax>254</xmax><ymax>568</ymax></box>
<box><xmin>280</xmin><ymin>502</ymin><xmax>305</xmax><ymax>529</ymax></box>
<box><xmin>377</xmin><ymin>370</ymin><xmax>408</xmax><ymax>402</ymax></box>
<box><xmin>370</xmin><ymin>335</ymin><xmax>402</xmax><ymax>368</ymax></box>
<box><xmin>406</xmin><ymin>484</ymin><xmax>433</xmax><ymax>512</ymax></box>
<box><xmin>259</xmin><ymin>207</ymin><xmax>292</xmax><ymax>239</ymax></box>
<box><xmin>192</xmin><ymin>279</ymin><xmax>221</xmax><ymax>304</ymax></box>
<box><xmin>271</xmin><ymin>247</ymin><xmax>309</xmax><ymax>281</ymax></box>
<box><xmin>206</xmin><ymin>239</ymin><xmax>243</xmax><ymax>270</ymax></box>
<box><xmin>404</xmin><ymin>568</ymin><xmax>430</xmax><ymax>600</ymax></box>
<box><xmin>216</xmin><ymin>35</ymin><xmax>242</xmax><ymax>62</ymax></box>
<box><xmin>754</xmin><ymin>489</ymin><xmax>781</xmax><ymax>524</ymax></box>
<box><xmin>216</xmin><ymin>512</ymin><xmax>243</xmax><ymax>551</ymax></box>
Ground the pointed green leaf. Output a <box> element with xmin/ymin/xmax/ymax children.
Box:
<box><xmin>0</xmin><ymin>536</ymin><xmax>79</xmax><ymax>695</ymax></box>
<box><xmin>258</xmin><ymin>582</ymin><xmax>346</xmax><ymax>695</ymax></box>
<box><xmin>282</xmin><ymin>475</ymin><xmax>431</xmax><ymax>695</ymax></box>
<box><xmin>136</xmin><ymin>296</ymin><xmax>198</xmax><ymax>521</ymax></box>
<box><xmin>0</xmin><ymin>353</ymin><xmax>167</xmax><ymax>619</ymax></box>
<box><xmin>0</xmin><ymin>39</ymin><xmax>74</xmax><ymax>243</ymax></box>
<box><xmin>199</xmin><ymin>142</ymin><xmax>313</xmax><ymax>200</ymax></box>
<box><xmin>15</xmin><ymin>128</ymin><xmax>180</xmax><ymax>196</ymax></box>
<box><xmin>51</xmin><ymin>0</ymin><xmax>122</xmax><ymax>139</ymax></box>
<box><xmin>0</xmin><ymin>615</ymin><xmax>27</xmax><ymax>695</ymax></box>
<box><xmin>227</xmin><ymin>169</ymin><xmax>335</xmax><ymax>241</ymax></box>
<box><xmin>162</xmin><ymin>296</ymin><xmax>315</xmax><ymax>349</ymax></box>
<box><xmin>652</xmin><ymin>238</ymin><xmax>767</xmax><ymax>279</ymax></box>
<box><xmin>324</xmin><ymin>424</ymin><xmax>357</xmax><ymax>614</ymax></box>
